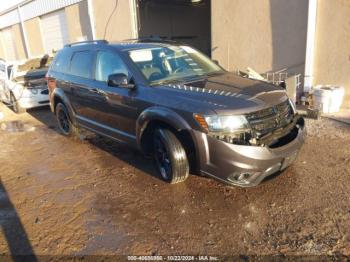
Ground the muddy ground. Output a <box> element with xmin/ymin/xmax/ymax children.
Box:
<box><xmin>0</xmin><ymin>102</ymin><xmax>349</xmax><ymax>258</ymax></box>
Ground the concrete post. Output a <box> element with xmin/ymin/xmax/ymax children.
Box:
<box><xmin>17</xmin><ymin>5</ymin><xmax>31</xmax><ymax>58</ymax></box>
<box><xmin>87</xmin><ymin>0</ymin><xmax>96</xmax><ymax>40</ymax></box>
<box><xmin>304</xmin><ymin>0</ymin><xmax>318</xmax><ymax>92</ymax></box>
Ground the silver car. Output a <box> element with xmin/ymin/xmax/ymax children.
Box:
<box><xmin>0</xmin><ymin>58</ymin><xmax>50</xmax><ymax>113</ymax></box>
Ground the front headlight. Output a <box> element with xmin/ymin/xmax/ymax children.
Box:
<box><xmin>194</xmin><ymin>114</ymin><xmax>251</xmax><ymax>145</ymax></box>
<box><xmin>31</xmin><ymin>89</ymin><xmax>38</xmax><ymax>95</ymax></box>
<box><xmin>204</xmin><ymin>115</ymin><xmax>249</xmax><ymax>132</ymax></box>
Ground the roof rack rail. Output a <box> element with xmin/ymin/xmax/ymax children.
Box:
<box><xmin>65</xmin><ymin>40</ymin><xmax>108</xmax><ymax>47</ymax></box>
<box><xmin>123</xmin><ymin>36</ymin><xmax>177</xmax><ymax>43</ymax></box>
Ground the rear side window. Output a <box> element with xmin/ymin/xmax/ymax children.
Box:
<box><xmin>51</xmin><ymin>49</ymin><xmax>71</xmax><ymax>73</ymax></box>
<box><xmin>70</xmin><ymin>51</ymin><xmax>95</xmax><ymax>79</ymax></box>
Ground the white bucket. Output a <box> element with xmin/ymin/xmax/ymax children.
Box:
<box><xmin>313</xmin><ymin>85</ymin><xmax>344</xmax><ymax>114</ymax></box>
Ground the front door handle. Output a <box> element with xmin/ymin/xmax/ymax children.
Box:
<box><xmin>90</xmin><ymin>88</ymin><xmax>107</xmax><ymax>96</ymax></box>
<box><xmin>62</xmin><ymin>80</ymin><xmax>71</xmax><ymax>85</ymax></box>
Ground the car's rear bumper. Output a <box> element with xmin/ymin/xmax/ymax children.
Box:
<box><xmin>194</xmin><ymin>116</ymin><xmax>306</xmax><ymax>187</ymax></box>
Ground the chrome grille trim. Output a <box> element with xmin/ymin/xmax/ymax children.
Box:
<box><xmin>246</xmin><ymin>100</ymin><xmax>293</xmax><ymax>136</ymax></box>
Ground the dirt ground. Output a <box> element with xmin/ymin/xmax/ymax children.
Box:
<box><xmin>0</xmin><ymin>102</ymin><xmax>350</xmax><ymax>258</ymax></box>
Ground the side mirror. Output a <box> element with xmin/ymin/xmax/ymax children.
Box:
<box><xmin>107</xmin><ymin>73</ymin><xmax>135</xmax><ymax>89</ymax></box>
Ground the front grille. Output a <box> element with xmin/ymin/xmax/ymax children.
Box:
<box><xmin>246</xmin><ymin>100</ymin><xmax>293</xmax><ymax>136</ymax></box>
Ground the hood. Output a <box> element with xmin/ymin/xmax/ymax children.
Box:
<box><xmin>154</xmin><ymin>72</ymin><xmax>289</xmax><ymax>115</ymax></box>
<box><xmin>14</xmin><ymin>69</ymin><xmax>48</xmax><ymax>88</ymax></box>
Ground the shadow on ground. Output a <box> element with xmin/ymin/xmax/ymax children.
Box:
<box><xmin>0</xmin><ymin>180</ymin><xmax>37</xmax><ymax>261</ymax></box>
<box><xmin>27</xmin><ymin>107</ymin><xmax>161</xmax><ymax>181</ymax></box>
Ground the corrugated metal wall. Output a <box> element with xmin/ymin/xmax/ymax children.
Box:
<box><xmin>2</xmin><ymin>27</ymin><xmax>18</xmax><ymax>60</ymax></box>
<box><xmin>0</xmin><ymin>0</ymin><xmax>84</xmax><ymax>29</ymax></box>
<box><xmin>0</xmin><ymin>9</ymin><xmax>19</xmax><ymax>29</ymax></box>
<box><xmin>41</xmin><ymin>9</ymin><xmax>70</xmax><ymax>54</ymax></box>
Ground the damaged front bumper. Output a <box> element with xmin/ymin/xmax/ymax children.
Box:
<box><xmin>17</xmin><ymin>88</ymin><xmax>50</xmax><ymax>109</ymax></box>
<box><xmin>196</xmin><ymin>116</ymin><xmax>306</xmax><ymax>187</ymax></box>
<box><xmin>18</xmin><ymin>96</ymin><xmax>50</xmax><ymax>109</ymax></box>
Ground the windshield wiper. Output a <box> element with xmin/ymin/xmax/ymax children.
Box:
<box><xmin>181</xmin><ymin>71</ymin><xmax>224</xmax><ymax>83</ymax></box>
<box><xmin>200</xmin><ymin>71</ymin><xmax>225</xmax><ymax>77</ymax></box>
<box><xmin>151</xmin><ymin>78</ymin><xmax>183</xmax><ymax>86</ymax></box>
<box><xmin>151</xmin><ymin>71</ymin><xmax>225</xmax><ymax>86</ymax></box>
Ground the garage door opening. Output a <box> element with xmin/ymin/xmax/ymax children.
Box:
<box><xmin>137</xmin><ymin>0</ymin><xmax>211</xmax><ymax>56</ymax></box>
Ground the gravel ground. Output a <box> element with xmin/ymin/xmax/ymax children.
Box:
<box><xmin>0</xmin><ymin>103</ymin><xmax>349</xmax><ymax>258</ymax></box>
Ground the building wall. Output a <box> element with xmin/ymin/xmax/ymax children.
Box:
<box><xmin>0</xmin><ymin>31</ymin><xmax>6</xmax><ymax>59</ymax></box>
<box><xmin>23</xmin><ymin>17</ymin><xmax>44</xmax><ymax>57</ymax></box>
<box><xmin>65</xmin><ymin>1</ymin><xmax>93</xmax><ymax>43</ymax></box>
<box><xmin>11</xmin><ymin>23</ymin><xmax>27</xmax><ymax>60</ymax></box>
<box><xmin>313</xmin><ymin>0</ymin><xmax>350</xmax><ymax>109</ymax></box>
<box><xmin>211</xmin><ymin>0</ymin><xmax>308</xmax><ymax>75</ymax></box>
<box><xmin>92</xmin><ymin>0</ymin><xmax>133</xmax><ymax>41</ymax></box>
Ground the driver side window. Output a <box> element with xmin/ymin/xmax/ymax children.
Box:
<box><xmin>95</xmin><ymin>51</ymin><xmax>128</xmax><ymax>82</ymax></box>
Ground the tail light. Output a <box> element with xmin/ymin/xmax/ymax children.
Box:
<box><xmin>46</xmin><ymin>73</ymin><xmax>56</xmax><ymax>91</ymax></box>
<box><xmin>47</xmin><ymin>79</ymin><xmax>56</xmax><ymax>91</ymax></box>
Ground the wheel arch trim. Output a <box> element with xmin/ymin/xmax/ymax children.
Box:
<box><xmin>136</xmin><ymin>106</ymin><xmax>192</xmax><ymax>149</ymax></box>
<box><xmin>51</xmin><ymin>88</ymin><xmax>76</xmax><ymax>125</ymax></box>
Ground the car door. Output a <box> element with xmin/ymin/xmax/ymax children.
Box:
<box><xmin>79</xmin><ymin>50</ymin><xmax>139</xmax><ymax>142</ymax></box>
<box><xmin>67</xmin><ymin>50</ymin><xmax>96</xmax><ymax>118</ymax></box>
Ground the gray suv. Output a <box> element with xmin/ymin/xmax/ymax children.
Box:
<box><xmin>47</xmin><ymin>39</ymin><xmax>306</xmax><ymax>187</ymax></box>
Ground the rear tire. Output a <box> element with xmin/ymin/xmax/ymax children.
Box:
<box><xmin>55</xmin><ymin>102</ymin><xmax>75</xmax><ymax>136</ymax></box>
<box><xmin>10</xmin><ymin>93</ymin><xmax>25</xmax><ymax>114</ymax></box>
<box><xmin>153</xmin><ymin>128</ymin><xmax>189</xmax><ymax>184</ymax></box>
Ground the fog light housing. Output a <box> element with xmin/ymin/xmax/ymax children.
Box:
<box><xmin>228</xmin><ymin>172</ymin><xmax>254</xmax><ymax>185</ymax></box>
<box><xmin>264</xmin><ymin>163</ymin><xmax>282</xmax><ymax>177</ymax></box>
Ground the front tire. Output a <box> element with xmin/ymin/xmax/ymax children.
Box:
<box><xmin>153</xmin><ymin>128</ymin><xmax>189</xmax><ymax>184</ymax></box>
<box><xmin>56</xmin><ymin>103</ymin><xmax>75</xmax><ymax>136</ymax></box>
<box><xmin>10</xmin><ymin>93</ymin><xmax>25</xmax><ymax>114</ymax></box>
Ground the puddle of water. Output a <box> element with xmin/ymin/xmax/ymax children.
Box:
<box><xmin>0</xmin><ymin>121</ymin><xmax>35</xmax><ymax>132</ymax></box>
<box><xmin>77</xmin><ymin>224</ymin><xmax>126</xmax><ymax>255</ymax></box>
<box><xmin>77</xmin><ymin>203</ymin><xmax>128</xmax><ymax>255</ymax></box>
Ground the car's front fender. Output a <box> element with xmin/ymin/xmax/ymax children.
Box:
<box><xmin>136</xmin><ymin>106</ymin><xmax>192</xmax><ymax>148</ymax></box>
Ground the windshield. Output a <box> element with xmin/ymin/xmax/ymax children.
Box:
<box><xmin>127</xmin><ymin>45</ymin><xmax>224</xmax><ymax>85</ymax></box>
